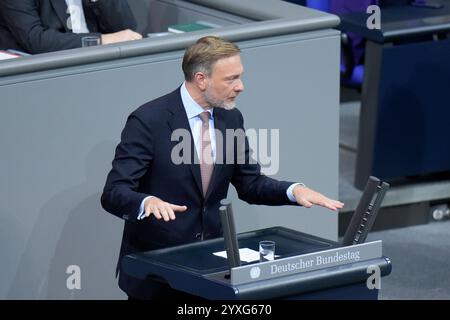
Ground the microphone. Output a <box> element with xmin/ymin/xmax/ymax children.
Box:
<box><xmin>219</xmin><ymin>199</ymin><xmax>241</xmax><ymax>271</ymax></box>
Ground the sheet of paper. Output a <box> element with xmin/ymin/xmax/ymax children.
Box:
<box><xmin>0</xmin><ymin>51</ymin><xmax>20</xmax><ymax>61</ymax></box>
<box><xmin>213</xmin><ymin>248</ymin><xmax>261</xmax><ymax>263</ymax></box>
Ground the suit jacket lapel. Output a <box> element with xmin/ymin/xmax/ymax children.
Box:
<box><xmin>50</xmin><ymin>0</ymin><xmax>70</xmax><ymax>31</ymax></box>
<box><xmin>167</xmin><ymin>89</ymin><xmax>203</xmax><ymax>197</ymax></box>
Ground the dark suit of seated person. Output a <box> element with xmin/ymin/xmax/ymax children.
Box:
<box><xmin>0</xmin><ymin>0</ymin><xmax>142</xmax><ymax>54</ymax></box>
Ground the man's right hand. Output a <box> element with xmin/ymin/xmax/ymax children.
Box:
<box><xmin>143</xmin><ymin>197</ymin><xmax>187</xmax><ymax>222</ymax></box>
<box><xmin>101</xmin><ymin>29</ymin><xmax>143</xmax><ymax>45</ymax></box>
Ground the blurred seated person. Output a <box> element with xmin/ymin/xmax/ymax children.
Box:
<box><xmin>0</xmin><ymin>0</ymin><xmax>142</xmax><ymax>54</ymax></box>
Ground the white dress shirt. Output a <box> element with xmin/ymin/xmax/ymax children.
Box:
<box><xmin>65</xmin><ymin>0</ymin><xmax>90</xmax><ymax>34</ymax></box>
<box><xmin>137</xmin><ymin>83</ymin><xmax>301</xmax><ymax>220</ymax></box>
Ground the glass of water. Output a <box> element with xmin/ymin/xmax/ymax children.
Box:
<box><xmin>259</xmin><ymin>240</ymin><xmax>275</xmax><ymax>262</ymax></box>
<box><xmin>81</xmin><ymin>36</ymin><xmax>101</xmax><ymax>47</ymax></box>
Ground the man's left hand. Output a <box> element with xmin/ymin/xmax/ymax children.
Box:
<box><xmin>293</xmin><ymin>185</ymin><xmax>344</xmax><ymax>211</ymax></box>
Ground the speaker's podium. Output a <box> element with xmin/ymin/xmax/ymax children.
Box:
<box><xmin>122</xmin><ymin>177</ymin><xmax>392</xmax><ymax>300</ymax></box>
<box><xmin>122</xmin><ymin>226</ymin><xmax>391</xmax><ymax>300</ymax></box>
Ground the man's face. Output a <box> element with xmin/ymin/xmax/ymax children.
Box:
<box><xmin>202</xmin><ymin>54</ymin><xmax>244</xmax><ymax>110</ymax></box>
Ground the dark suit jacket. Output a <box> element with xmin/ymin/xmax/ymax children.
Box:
<box><xmin>101</xmin><ymin>87</ymin><xmax>296</xmax><ymax>299</ymax></box>
<box><xmin>0</xmin><ymin>0</ymin><xmax>136</xmax><ymax>54</ymax></box>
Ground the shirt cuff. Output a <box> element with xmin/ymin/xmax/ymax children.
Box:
<box><xmin>287</xmin><ymin>183</ymin><xmax>306</xmax><ymax>202</ymax></box>
<box><xmin>137</xmin><ymin>196</ymin><xmax>153</xmax><ymax>220</ymax></box>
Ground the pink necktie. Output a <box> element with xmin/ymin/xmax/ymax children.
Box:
<box><xmin>199</xmin><ymin>111</ymin><xmax>214</xmax><ymax>196</ymax></box>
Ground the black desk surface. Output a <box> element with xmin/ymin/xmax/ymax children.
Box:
<box><xmin>130</xmin><ymin>227</ymin><xmax>337</xmax><ymax>276</ymax></box>
<box><xmin>338</xmin><ymin>1</ymin><xmax>450</xmax><ymax>42</ymax></box>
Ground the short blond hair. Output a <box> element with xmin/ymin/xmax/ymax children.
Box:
<box><xmin>182</xmin><ymin>36</ymin><xmax>241</xmax><ymax>81</ymax></box>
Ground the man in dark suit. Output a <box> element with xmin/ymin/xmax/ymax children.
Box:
<box><xmin>101</xmin><ymin>36</ymin><xmax>344</xmax><ymax>300</ymax></box>
<box><xmin>0</xmin><ymin>0</ymin><xmax>141</xmax><ymax>54</ymax></box>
